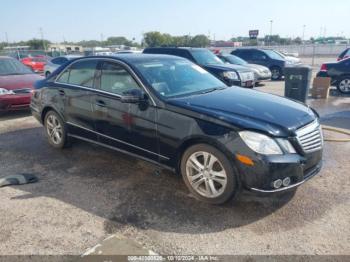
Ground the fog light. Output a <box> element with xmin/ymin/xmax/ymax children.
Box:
<box><xmin>283</xmin><ymin>177</ymin><xmax>291</xmax><ymax>187</ymax></box>
<box><xmin>272</xmin><ymin>179</ymin><xmax>283</xmax><ymax>189</ymax></box>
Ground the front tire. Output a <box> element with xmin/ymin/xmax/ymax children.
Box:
<box><xmin>44</xmin><ymin>111</ymin><xmax>69</xmax><ymax>149</ymax></box>
<box><xmin>270</xmin><ymin>66</ymin><xmax>282</xmax><ymax>81</ymax></box>
<box><xmin>337</xmin><ymin>76</ymin><xmax>350</xmax><ymax>94</ymax></box>
<box><xmin>180</xmin><ymin>144</ymin><xmax>239</xmax><ymax>204</ymax></box>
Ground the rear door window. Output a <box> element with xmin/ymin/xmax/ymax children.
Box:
<box><xmin>56</xmin><ymin>60</ymin><xmax>98</xmax><ymax>88</ymax></box>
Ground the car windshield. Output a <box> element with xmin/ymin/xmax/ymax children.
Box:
<box><xmin>190</xmin><ymin>49</ymin><xmax>224</xmax><ymax>65</ymax></box>
<box><xmin>0</xmin><ymin>58</ymin><xmax>33</xmax><ymax>75</ymax></box>
<box><xmin>224</xmin><ymin>55</ymin><xmax>247</xmax><ymax>65</ymax></box>
<box><xmin>264</xmin><ymin>50</ymin><xmax>284</xmax><ymax>60</ymax></box>
<box><xmin>134</xmin><ymin>59</ymin><xmax>226</xmax><ymax>98</ymax></box>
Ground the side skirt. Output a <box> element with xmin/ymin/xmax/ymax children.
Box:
<box><xmin>68</xmin><ymin>134</ymin><xmax>175</xmax><ymax>172</ymax></box>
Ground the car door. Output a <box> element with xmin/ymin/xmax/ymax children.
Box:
<box><xmin>250</xmin><ymin>50</ymin><xmax>269</xmax><ymax>66</ymax></box>
<box><xmin>92</xmin><ymin>60</ymin><xmax>159</xmax><ymax>161</ymax></box>
<box><xmin>54</xmin><ymin>59</ymin><xmax>98</xmax><ymax>140</ymax></box>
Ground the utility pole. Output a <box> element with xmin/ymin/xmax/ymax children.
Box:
<box><xmin>269</xmin><ymin>20</ymin><xmax>273</xmax><ymax>46</ymax></box>
<box><xmin>5</xmin><ymin>32</ymin><xmax>9</xmax><ymax>45</ymax></box>
<box><xmin>39</xmin><ymin>27</ymin><xmax>46</xmax><ymax>51</ymax></box>
<box><xmin>302</xmin><ymin>25</ymin><xmax>306</xmax><ymax>42</ymax></box>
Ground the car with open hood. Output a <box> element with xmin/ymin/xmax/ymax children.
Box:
<box><xmin>30</xmin><ymin>54</ymin><xmax>323</xmax><ymax>204</ymax></box>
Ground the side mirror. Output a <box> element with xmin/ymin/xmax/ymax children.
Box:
<box><xmin>120</xmin><ymin>88</ymin><xmax>145</xmax><ymax>103</ymax></box>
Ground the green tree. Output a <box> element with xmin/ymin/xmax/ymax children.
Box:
<box><xmin>144</xmin><ymin>31</ymin><xmax>167</xmax><ymax>47</ymax></box>
<box><xmin>27</xmin><ymin>38</ymin><xmax>50</xmax><ymax>50</ymax></box>
<box><xmin>190</xmin><ymin>34</ymin><xmax>210</xmax><ymax>47</ymax></box>
<box><xmin>105</xmin><ymin>36</ymin><xmax>132</xmax><ymax>46</ymax></box>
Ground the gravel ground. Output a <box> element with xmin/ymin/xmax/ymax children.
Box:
<box><xmin>0</xmin><ymin>81</ymin><xmax>349</xmax><ymax>256</ymax></box>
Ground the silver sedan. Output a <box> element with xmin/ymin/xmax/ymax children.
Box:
<box><xmin>44</xmin><ymin>55</ymin><xmax>82</xmax><ymax>78</ymax></box>
<box><xmin>218</xmin><ymin>54</ymin><xmax>271</xmax><ymax>84</ymax></box>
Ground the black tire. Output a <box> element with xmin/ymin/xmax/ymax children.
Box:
<box><xmin>337</xmin><ymin>76</ymin><xmax>350</xmax><ymax>94</ymax></box>
<box><xmin>180</xmin><ymin>144</ymin><xmax>239</xmax><ymax>205</ymax></box>
<box><xmin>270</xmin><ymin>66</ymin><xmax>282</xmax><ymax>81</ymax></box>
<box><xmin>44</xmin><ymin>110</ymin><xmax>69</xmax><ymax>149</ymax></box>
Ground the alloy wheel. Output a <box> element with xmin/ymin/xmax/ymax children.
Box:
<box><xmin>186</xmin><ymin>151</ymin><xmax>227</xmax><ymax>198</ymax></box>
<box><xmin>46</xmin><ymin>115</ymin><xmax>63</xmax><ymax>145</ymax></box>
<box><xmin>339</xmin><ymin>79</ymin><xmax>350</xmax><ymax>93</ymax></box>
<box><xmin>271</xmin><ymin>69</ymin><xmax>280</xmax><ymax>80</ymax></box>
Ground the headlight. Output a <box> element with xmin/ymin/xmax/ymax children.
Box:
<box><xmin>222</xmin><ymin>71</ymin><xmax>238</xmax><ymax>80</ymax></box>
<box><xmin>0</xmin><ymin>88</ymin><xmax>15</xmax><ymax>96</ymax></box>
<box><xmin>276</xmin><ymin>138</ymin><xmax>296</xmax><ymax>153</ymax></box>
<box><xmin>239</xmin><ymin>131</ymin><xmax>283</xmax><ymax>155</ymax></box>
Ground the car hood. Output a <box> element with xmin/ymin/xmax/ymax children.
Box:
<box><xmin>203</xmin><ymin>63</ymin><xmax>252</xmax><ymax>73</ymax></box>
<box><xmin>247</xmin><ymin>64</ymin><xmax>271</xmax><ymax>72</ymax></box>
<box><xmin>167</xmin><ymin>87</ymin><xmax>316</xmax><ymax>136</ymax></box>
<box><xmin>285</xmin><ymin>56</ymin><xmax>301</xmax><ymax>64</ymax></box>
<box><xmin>0</xmin><ymin>74</ymin><xmax>43</xmax><ymax>90</ymax></box>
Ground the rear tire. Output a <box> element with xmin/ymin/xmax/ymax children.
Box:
<box><xmin>337</xmin><ymin>76</ymin><xmax>350</xmax><ymax>94</ymax></box>
<box><xmin>44</xmin><ymin>110</ymin><xmax>69</xmax><ymax>149</ymax></box>
<box><xmin>180</xmin><ymin>144</ymin><xmax>239</xmax><ymax>204</ymax></box>
<box><xmin>270</xmin><ymin>66</ymin><xmax>282</xmax><ymax>81</ymax></box>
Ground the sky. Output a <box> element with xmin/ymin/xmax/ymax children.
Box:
<box><xmin>1</xmin><ymin>0</ymin><xmax>349</xmax><ymax>43</ymax></box>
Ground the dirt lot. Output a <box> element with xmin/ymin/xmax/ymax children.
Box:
<box><xmin>0</xmin><ymin>80</ymin><xmax>349</xmax><ymax>255</ymax></box>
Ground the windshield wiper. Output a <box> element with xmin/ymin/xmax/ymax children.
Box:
<box><xmin>200</xmin><ymin>86</ymin><xmax>226</xmax><ymax>94</ymax></box>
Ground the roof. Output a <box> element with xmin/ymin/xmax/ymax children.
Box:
<box><xmin>0</xmin><ymin>56</ymin><xmax>14</xmax><ymax>60</ymax></box>
<box><xmin>144</xmin><ymin>47</ymin><xmax>206</xmax><ymax>51</ymax></box>
<box><xmin>75</xmin><ymin>54</ymin><xmax>187</xmax><ymax>64</ymax></box>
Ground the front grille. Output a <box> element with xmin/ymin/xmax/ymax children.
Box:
<box><xmin>240</xmin><ymin>72</ymin><xmax>254</xmax><ymax>82</ymax></box>
<box><xmin>12</xmin><ymin>88</ymin><xmax>32</xmax><ymax>94</ymax></box>
<box><xmin>296</xmin><ymin>120</ymin><xmax>323</xmax><ymax>153</ymax></box>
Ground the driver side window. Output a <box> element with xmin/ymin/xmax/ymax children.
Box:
<box><xmin>252</xmin><ymin>51</ymin><xmax>267</xmax><ymax>60</ymax></box>
<box><xmin>100</xmin><ymin>62</ymin><xmax>140</xmax><ymax>95</ymax></box>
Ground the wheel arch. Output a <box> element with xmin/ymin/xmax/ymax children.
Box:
<box><xmin>41</xmin><ymin>106</ymin><xmax>64</xmax><ymax>123</ymax></box>
<box><xmin>175</xmin><ymin>136</ymin><xmax>236</xmax><ymax>174</ymax></box>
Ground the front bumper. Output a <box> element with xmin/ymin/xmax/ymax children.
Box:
<box><xmin>249</xmin><ymin>161</ymin><xmax>322</xmax><ymax>193</ymax></box>
<box><xmin>236</xmin><ymin>148</ymin><xmax>323</xmax><ymax>193</ymax></box>
<box><xmin>0</xmin><ymin>94</ymin><xmax>31</xmax><ymax>111</ymax></box>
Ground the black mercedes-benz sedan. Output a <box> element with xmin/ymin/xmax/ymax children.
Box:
<box><xmin>30</xmin><ymin>54</ymin><xmax>323</xmax><ymax>204</ymax></box>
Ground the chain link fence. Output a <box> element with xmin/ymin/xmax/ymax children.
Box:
<box><xmin>0</xmin><ymin>49</ymin><xmax>82</xmax><ymax>59</ymax></box>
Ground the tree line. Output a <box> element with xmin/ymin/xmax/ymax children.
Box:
<box><xmin>1</xmin><ymin>32</ymin><xmax>348</xmax><ymax>51</ymax></box>
<box><xmin>0</xmin><ymin>31</ymin><xmax>210</xmax><ymax>50</ymax></box>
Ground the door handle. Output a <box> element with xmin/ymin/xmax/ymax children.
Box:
<box><xmin>58</xmin><ymin>89</ymin><xmax>65</xmax><ymax>96</ymax></box>
<box><xmin>95</xmin><ymin>100</ymin><xmax>106</xmax><ymax>108</ymax></box>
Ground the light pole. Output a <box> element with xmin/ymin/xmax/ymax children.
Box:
<box><xmin>302</xmin><ymin>25</ymin><xmax>306</xmax><ymax>42</ymax></box>
<box><xmin>269</xmin><ymin>20</ymin><xmax>273</xmax><ymax>46</ymax></box>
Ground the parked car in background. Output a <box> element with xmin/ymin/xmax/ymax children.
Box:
<box><xmin>31</xmin><ymin>55</ymin><xmax>323</xmax><ymax>204</ymax></box>
<box><xmin>231</xmin><ymin>48</ymin><xmax>299</xmax><ymax>81</ymax></box>
<box><xmin>337</xmin><ymin>48</ymin><xmax>350</xmax><ymax>61</ymax></box>
<box><xmin>114</xmin><ymin>50</ymin><xmax>142</xmax><ymax>54</ymax></box>
<box><xmin>20</xmin><ymin>56</ymin><xmax>49</xmax><ymax>73</ymax></box>
<box><xmin>217</xmin><ymin>53</ymin><xmax>271</xmax><ymax>85</ymax></box>
<box><xmin>44</xmin><ymin>55</ymin><xmax>82</xmax><ymax>77</ymax></box>
<box><xmin>143</xmin><ymin>47</ymin><xmax>255</xmax><ymax>87</ymax></box>
<box><xmin>0</xmin><ymin>56</ymin><xmax>43</xmax><ymax>111</ymax></box>
<box><xmin>317</xmin><ymin>58</ymin><xmax>350</xmax><ymax>94</ymax></box>
<box><xmin>273</xmin><ymin>50</ymin><xmax>301</xmax><ymax>64</ymax></box>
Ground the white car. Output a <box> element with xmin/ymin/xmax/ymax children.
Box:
<box><xmin>44</xmin><ymin>55</ymin><xmax>82</xmax><ymax>78</ymax></box>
